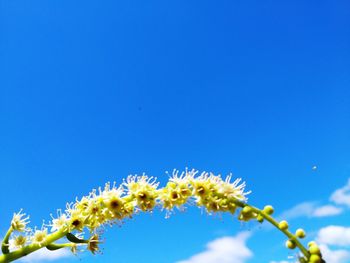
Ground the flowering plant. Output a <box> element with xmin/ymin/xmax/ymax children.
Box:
<box><xmin>0</xmin><ymin>169</ymin><xmax>325</xmax><ymax>263</ymax></box>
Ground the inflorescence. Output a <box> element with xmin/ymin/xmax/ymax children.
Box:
<box><xmin>0</xmin><ymin>169</ymin><xmax>325</xmax><ymax>263</ymax></box>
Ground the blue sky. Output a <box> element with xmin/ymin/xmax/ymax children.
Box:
<box><xmin>1</xmin><ymin>1</ymin><xmax>350</xmax><ymax>262</ymax></box>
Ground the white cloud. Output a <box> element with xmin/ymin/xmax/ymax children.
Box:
<box><xmin>330</xmin><ymin>179</ymin><xmax>350</xmax><ymax>207</ymax></box>
<box><xmin>19</xmin><ymin>248</ymin><xmax>71</xmax><ymax>263</ymax></box>
<box><xmin>318</xmin><ymin>244</ymin><xmax>350</xmax><ymax>263</ymax></box>
<box><xmin>279</xmin><ymin>202</ymin><xmax>341</xmax><ymax>220</ymax></box>
<box><xmin>315</xmin><ymin>225</ymin><xmax>350</xmax><ymax>263</ymax></box>
<box><xmin>312</xmin><ymin>205</ymin><xmax>343</xmax><ymax>217</ymax></box>
<box><xmin>317</xmin><ymin>225</ymin><xmax>350</xmax><ymax>246</ymax></box>
<box><xmin>278</xmin><ymin>178</ymin><xmax>350</xmax><ymax>221</ymax></box>
<box><xmin>279</xmin><ymin>202</ymin><xmax>316</xmax><ymax>220</ymax></box>
<box><xmin>270</xmin><ymin>261</ymin><xmax>290</xmax><ymax>263</ymax></box>
<box><xmin>176</xmin><ymin>232</ymin><xmax>253</xmax><ymax>263</ymax></box>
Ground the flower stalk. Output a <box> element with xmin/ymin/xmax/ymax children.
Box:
<box><xmin>232</xmin><ymin>200</ymin><xmax>313</xmax><ymax>262</ymax></box>
<box><xmin>0</xmin><ymin>230</ymin><xmax>66</xmax><ymax>263</ymax></box>
<box><xmin>1</xmin><ymin>227</ymin><xmax>13</xmax><ymax>254</ymax></box>
<box><xmin>0</xmin><ymin>169</ymin><xmax>325</xmax><ymax>263</ymax></box>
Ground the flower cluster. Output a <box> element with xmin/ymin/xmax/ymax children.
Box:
<box><xmin>5</xmin><ymin>170</ymin><xmax>250</xmax><ymax>254</ymax></box>
<box><xmin>1</xmin><ymin>169</ymin><xmax>324</xmax><ymax>263</ymax></box>
<box><xmin>59</xmin><ymin>169</ymin><xmax>251</xmax><ymax>236</ymax></box>
<box><xmin>6</xmin><ymin>211</ymin><xmax>52</xmax><ymax>251</ymax></box>
<box><xmin>5</xmin><ymin>211</ymin><xmax>30</xmax><ymax>251</ymax></box>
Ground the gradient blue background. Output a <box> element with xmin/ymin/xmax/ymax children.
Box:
<box><xmin>1</xmin><ymin>1</ymin><xmax>349</xmax><ymax>262</ymax></box>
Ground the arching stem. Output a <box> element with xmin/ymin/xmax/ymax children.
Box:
<box><xmin>232</xmin><ymin>199</ymin><xmax>310</xmax><ymax>260</ymax></box>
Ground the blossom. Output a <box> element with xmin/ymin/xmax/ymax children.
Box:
<box><xmin>104</xmin><ymin>189</ymin><xmax>126</xmax><ymax>219</ymax></box>
<box><xmin>8</xmin><ymin>235</ymin><xmax>27</xmax><ymax>250</ymax></box>
<box><xmin>11</xmin><ymin>210</ymin><xmax>30</xmax><ymax>232</ymax></box>
<box><xmin>50</xmin><ymin>212</ymin><xmax>68</xmax><ymax>232</ymax></box>
<box><xmin>159</xmin><ymin>170</ymin><xmax>192</xmax><ymax>210</ymax></box>
<box><xmin>123</xmin><ymin>174</ymin><xmax>159</xmax><ymax>211</ymax></box>
<box><xmin>87</xmin><ymin>234</ymin><xmax>101</xmax><ymax>254</ymax></box>
<box><xmin>68</xmin><ymin>211</ymin><xmax>86</xmax><ymax>232</ymax></box>
<box><xmin>32</xmin><ymin>228</ymin><xmax>48</xmax><ymax>246</ymax></box>
<box><xmin>218</xmin><ymin>175</ymin><xmax>251</xmax><ymax>201</ymax></box>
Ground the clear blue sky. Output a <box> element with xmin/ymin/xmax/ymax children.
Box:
<box><xmin>1</xmin><ymin>1</ymin><xmax>350</xmax><ymax>263</ymax></box>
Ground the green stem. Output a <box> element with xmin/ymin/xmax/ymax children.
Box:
<box><xmin>232</xmin><ymin>199</ymin><xmax>310</xmax><ymax>260</ymax></box>
<box><xmin>0</xmin><ymin>230</ymin><xmax>67</xmax><ymax>263</ymax></box>
<box><xmin>1</xmin><ymin>227</ymin><xmax>13</xmax><ymax>254</ymax></box>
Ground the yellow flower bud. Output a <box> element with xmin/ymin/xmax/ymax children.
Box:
<box><xmin>263</xmin><ymin>205</ymin><xmax>274</xmax><ymax>215</ymax></box>
<box><xmin>295</xmin><ymin>228</ymin><xmax>306</xmax><ymax>238</ymax></box>
<box><xmin>256</xmin><ymin>214</ymin><xmax>264</xmax><ymax>223</ymax></box>
<box><xmin>285</xmin><ymin>239</ymin><xmax>296</xmax><ymax>249</ymax></box>
<box><xmin>309</xmin><ymin>245</ymin><xmax>320</xmax><ymax>255</ymax></box>
<box><xmin>278</xmin><ymin>220</ymin><xmax>289</xmax><ymax>230</ymax></box>
<box><xmin>309</xmin><ymin>254</ymin><xmax>321</xmax><ymax>263</ymax></box>
<box><xmin>308</xmin><ymin>241</ymin><xmax>317</xmax><ymax>247</ymax></box>
<box><xmin>242</xmin><ymin>206</ymin><xmax>252</xmax><ymax>215</ymax></box>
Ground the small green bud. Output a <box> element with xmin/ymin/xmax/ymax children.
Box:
<box><xmin>242</xmin><ymin>206</ymin><xmax>252</xmax><ymax>215</ymax></box>
<box><xmin>309</xmin><ymin>254</ymin><xmax>321</xmax><ymax>263</ymax></box>
<box><xmin>285</xmin><ymin>239</ymin><xmax>296</xmax><ymax>249</ymax></box>
<box><xmin>256</xmin><ymin>214</ymin><xmax>264</xmax><ymax>223</ymax></box>
<box><xmin>263</xmin><ymin>205</ymin><xmax>274</xmax><ymax>215</ymax></box>
<box><xmin>278</xmin><ymin>220</ymin><xmax>289</xmax><ymax>230</ymax></box>
<box><xmin>238</xmin><ymin>207</ymin><xmax>254</xmax><ymax>222</ymax></box>
<box><xmin>295</xmin><ymin>228</ymin><xmax>306</xmax><ymax>238</ymax></box>
<box><xmin>308</xmin><ymin>241</ymin><xmax>317</xmax><ymax>247</ymax></box>
<box><xmin>309</xmin><ymin>245</ymin><xmax>320</xmax><ymax>255</ymax></box>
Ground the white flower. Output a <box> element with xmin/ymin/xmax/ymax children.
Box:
<box><xmin>11</xmin><ymin>210</ymin><xmax>30</xmax><ymax>232</ymax></box>
<box><xmin>218</xmin><ymin>175</ymin><xmax>251</xmax><ymax>201</ymax></box>
<box><xmin>9</xmin><ymin>235</ymin><xmax>27</xmax><ymax>250</ymax></box>
<box><xmin>32</xmin><ymin>228</ymin><xmax>48</xmax><ymax>245</ymax></box>
<box><xmin>51</xmin><ymin>213</ymin><xmax>68</xmax><ymax>232</ymax></box>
